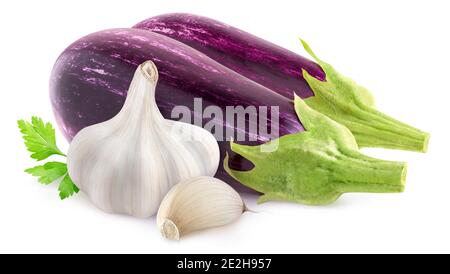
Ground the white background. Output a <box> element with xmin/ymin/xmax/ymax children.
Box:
<box><xmin>0</xmin><ymin>0</ymin><xmax>448</xmax><ymax>253</ymax></box>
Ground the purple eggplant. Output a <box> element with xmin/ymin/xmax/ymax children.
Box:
<box><xmin>134</xmin><ymin>13</ymin><xmax>429</xmax><ymax>152</ymax></box>
<box><xmin>50</xmin><ymin>28</ymin><xmax>302</xmax><ymax>190</ymax></box>
<box><xmin>50</xmin><ymin>28</ymin><xmax>408</xmax><ymax>200</ymax></box>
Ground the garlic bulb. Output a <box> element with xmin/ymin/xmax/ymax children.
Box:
<box><xmin>157</xmin><ymin>176</ymin><xmax>247</xmax><ymax>240</ymax></box>
<box><xmin>67</xmin><ymin>61</ymin><xmax>220</xmax><ymax>218</ymax></box>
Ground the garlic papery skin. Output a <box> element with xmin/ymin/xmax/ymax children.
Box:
<box><xmin>67</xmin><ymin>61</ymin><xmax>220</xmax><ymax>218</ymax></box>
<box><xmin>157</xmin><ymin>176</ymin><xmax>246</xmax><ymax>240</ymax></box>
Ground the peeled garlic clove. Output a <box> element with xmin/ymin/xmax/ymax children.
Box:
<box><xmin>157</xmin><ymin>176</ymin><xmax>247</xmax><ymax>240</ymax></box>
<box><xmin>67</xmin><ymin>61</ymin><xmax>220</xmax><ymax>218</ymax></box>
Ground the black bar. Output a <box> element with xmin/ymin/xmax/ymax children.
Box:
<box><xmin>0</xmin><ymin>254</ymin><xmax>446</xmax><ymax>273</ymax></box>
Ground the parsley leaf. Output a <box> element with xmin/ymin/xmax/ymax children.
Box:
<box><xmin>18</xmin><ymin>116</ymin><xmax>65</xmax><ymax>161</ymax></box>
<box><xmin>19</xmin><ymin>117</ymin><xmax>79</xmax><ymax>200</ymax></box>
<box><xmin>58</xmin><ymin>174</ymin><xmax>80</xmax><ymax>199</ymax></box>
<box><xmin>25</xmin><ymin>161</ymin><xmax>67</xmax><ymax>185</ymax></box>
<box><xmin>24</xmin><ymin>161</ymin><xmax>79</xmax><ymax>199</ymax></box>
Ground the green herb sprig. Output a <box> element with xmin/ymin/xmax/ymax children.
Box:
<box><xmin>18</xmin><ymin>117</ymin><xmax>78</xmax><ymax>199</ymax></box>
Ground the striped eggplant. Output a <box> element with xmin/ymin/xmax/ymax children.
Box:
<box><xmin>50</xmin><ymin>28</ymin><xmax>301</xmax><ymax>191</ymax></box>
<box><xmin>134</xmin><ymin>13</ymin><xmax>429</xmax><ymax>152</ymax></box>
<box><xmin>50</xmin><ymin>28</ymin><xmax>407</xmax><ymax>200</ymax></box>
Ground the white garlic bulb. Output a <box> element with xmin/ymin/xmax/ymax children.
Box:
<box><xmin>157</xmin><ymin>176</ymin><xmax>247</xmax><ymax>240</ymax></box>
<box><xmin>67</xmin><ymin>61</ymin><xmax>220</xmax><ymax>218</ymax></box>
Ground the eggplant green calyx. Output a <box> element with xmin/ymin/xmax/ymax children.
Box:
<box><xmin>300</xmin><ymin>39</ymin><xmax>429</xmax><ymax>153</ymax></box>
<box><xmin>224</xmin><ymin>95</ymin><xmax>407</xmax><ymax>205</ymax></box>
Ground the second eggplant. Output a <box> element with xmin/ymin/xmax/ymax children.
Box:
<box><xmin>134</xmin><ymin>13</ymin><xmax>429</xmax><ymax>152</ymax></box>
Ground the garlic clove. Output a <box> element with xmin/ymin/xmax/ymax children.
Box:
<box><xmin>157</xmin><ymin>176</ymin><xmax>247</xmax><ymax>240</ymax></box>
<box><xmin>67</xmin><ymin>61</ymin><xmax>220</xmax><ymax>218</ymax></box>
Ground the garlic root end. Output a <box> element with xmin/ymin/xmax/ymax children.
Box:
<box><xmin>160</xmin><ymin>219</ymin><xmax>180</xmax><ymax>241</ymax></box>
